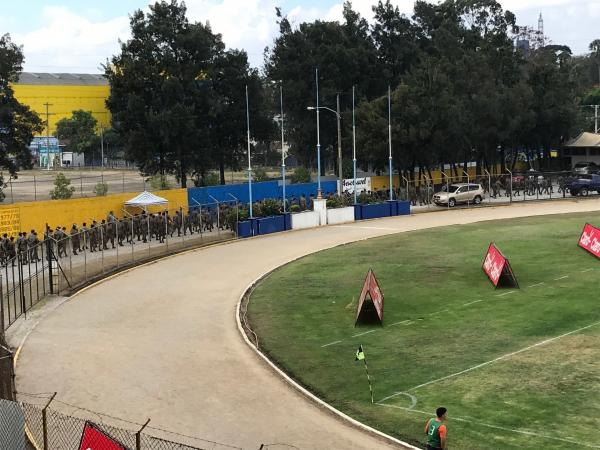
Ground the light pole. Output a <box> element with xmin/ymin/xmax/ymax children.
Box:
<box><xmin>312</xmin><ymin>69</ymin><xmax>321</xmax><ymax>198</ymax></box>
<box><xmin>307</xmin><ymin>102</ymin><xmax>342</xmax><ymax>195</ymax></box>
<box><xmin>387</xmin><ymin>86</ymin><xmax>393</xmax><ymax>201</ymax></box>
<box><xmin>279</xmin><ymin>82</ymin><xmax>287</xmax><ymax>212</ymax></box>
<box><xmin>352</xmin><ymin>86</ymin><xmax>357</xmax><ymax>204</ymax></box>
<box><xmin>246</xmin><ymin>85</ymin><xmax>253</xmax><ymax>218</ymax></box>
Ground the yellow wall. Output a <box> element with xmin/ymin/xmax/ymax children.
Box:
<box><xmin>11</xmin><ymin>84</ymin><xmax>111</xmax><ymax>135</ymax></box>
<box><xmin>0</xmin><ymin>189</ymin><xmax>188</xmax><ymax>237</ymax></box>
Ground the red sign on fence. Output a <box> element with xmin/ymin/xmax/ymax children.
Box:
<box><xmin>355</xmin><ymin>269</ymin><xmax>384</xmax><ymax>325</ymax></box>
<box><xmin>78</xmin><ymin>422</ymin><xmax>128</xmax><ymax>450</ymax></box>
<box><xmin>578</xmin><ymin>223</ymin><xmax>600</xmax><ymax>259</ymax></box>
<box><xmin>482</xmin><ymin>243</ymin><xmax>519</xmax><ymax>288</ymax></box>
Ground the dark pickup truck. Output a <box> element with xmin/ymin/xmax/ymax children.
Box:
<box><xmin>569</xmin><ymin>174</ymin><xmax>600</xmax><ymax>196</ymax></box>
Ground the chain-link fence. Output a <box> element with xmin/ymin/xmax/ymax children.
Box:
<box><xmin>391</xmin><ymin>170</ymin><xmax>578</xmax><ymax>212</ymax></box>
<box><xmin>3</xmin><ymin>171</ymin><xmax>182</xmax><ymax>204</ymax></box>
<box><xmin>2</xmin><ymin>395</ymin><xmax>244</xmax><ymax>450</ymax></box>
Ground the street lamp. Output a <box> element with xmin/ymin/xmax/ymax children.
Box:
<box><xmin>307</xmin><ymin>100</ymin><xmax>342</xmax><ymax>196</ymax></box>
<box><xmin>387</xmin><ymin>86</ymin><xmax>393</xmax><ymax>201</ymax></box>
<box><xmin>309</xmin><ymin>68</ymin><xmax>321</xmax><ymax>198</ymax></box>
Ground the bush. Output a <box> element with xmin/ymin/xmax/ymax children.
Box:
<box><xmin>204</xmin><ymin>172</ymin><xmax>220</xmax><ymax>186</ymax></box>
<box><xmin>149</xmin><ymin>174</ymin><xmax>170</xmax><ymax>190</ymax></box>
<box><xmin>253</xmin><ymin>167</ymin><xmax>269</xmax><ymax>182</ymax></box>
<box><xmin>50</xmin><ymin>173</ymin><xmax>75</xmax><ymax>199</ymax></box>
<box><xmin>289</xmin><ymin>204</ymin><xmax>301</xmax><ymax>213</ymax></box>
<box><xmin>291</xmin><ymin>167</ymin><xmax>311</xmax><ymax>184</ymax></box>
<box><xmin>258</xmin><ymin>198</ymin><xmax>281</xmax><ymax>217</ymax></box>
<box><xmin>94</xmin><ymin>182</ymin><xmax>108</xmax><ymax>196</ymax></box>
<box><xmin>225</xmin><ymin>206</ymin><xmax>249</xmax><ymax>230</ymax></box>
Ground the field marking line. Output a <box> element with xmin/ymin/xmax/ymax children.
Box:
<box><xmin>352</xmin><ymin>330</ymin><xmax>377</xmax><ymax>338</ymax></box>
<box><xmin>405</xmin><ymin>319</ymin><xmax>600</xmax><ymax>392</ymax></box>
<box><xmin>496</xmin><ymin>290</ymin><xmax>516</xmax><ymax>297</ymax></box>
<box><xmin>321</xmin><ymin>340</ymin><xmax>342</xmax><ymax>348</ymax></box>
<box><xmin>462</xmin><ymin>299</ymin><xmax>483</xmax><ymax>306</ymax></box>
<box><xmin>554</xmin><ymin>275</ymin><xmax>569</xmax><ymax>281</ymax></box>
<box><xmin>528</xmin><ymin>282</ymin><xmax>544</xmax><ymax>288</ymax></box>
<box><xmin>333</xmin><ymin>225</ymin><xmax>400</xmax><ymax>231</ymax></box>
<box><xmin>581</xmin><ymin>268</ymin><xmax>594</xmax><ymax>273</ymax></box>
<box><xmin>389</xmin><ymin>320</ymin><xmax>411</xmax><ymax>326</ymax></box>
<box><xmin>376</xmin><ymin>404</ymin><xmax>600</xmax><ymax>449</ymax></box>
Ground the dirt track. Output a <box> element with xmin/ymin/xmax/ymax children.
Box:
<box><xmin>13</xmin><ymin>199</ymin><xmax>600</xmax><ymax>449</ymax></box>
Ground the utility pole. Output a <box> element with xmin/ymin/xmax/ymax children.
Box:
<box><xmin>43</xmin><ymin>103</ymin><xmax>55</xmax><ymax>170</ymax></box>
<box><xmin>337</xmin><ymin>93</ymin><xmax>342</xmax><ymax>196</ymax></box>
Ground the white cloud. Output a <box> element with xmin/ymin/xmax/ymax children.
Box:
<box><xmin>10</xmin><ymin>0</ymin><xmax>600</xmax><ymax>73</ymax></box>
<box><xmin>13</xmin><ymin>6</ymin><xmax>130</xmax><ymax>72</ymax></box>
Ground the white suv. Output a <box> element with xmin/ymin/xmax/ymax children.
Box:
<box><xmin>433</xmin><ymin>183</ymin><xmax>485</xmax><ymax>207</ymax></box>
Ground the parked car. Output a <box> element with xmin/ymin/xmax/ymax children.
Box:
<box><xmin>569</xmin><ymin>174</ymin><xmax>600</xmax><ymax>196</ymax></box>
<box><xmin>572</xmin><ymin>162</ymin><xmax>599</xmax><ymax>175</ymax></box>
<box><xmin>433</xmin><ymin>183</ymin><xmax>485</xmax><ymax>207</ymax></box>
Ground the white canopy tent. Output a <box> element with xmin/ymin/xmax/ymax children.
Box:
<box><xmin>124</xmin><ymin>191</ymin><xmax>168</xmax><ymax>212</ymax></box>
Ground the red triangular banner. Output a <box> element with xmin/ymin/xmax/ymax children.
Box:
<box><xmin>482</xmin><ymin>243</ymin><xmax>519</xmax><ymax>288</ymax></box>
<box><xmin>355</xmin><ymin>269</ymin><xmax>384</xmax><ymax>325</ymax></box>
<box><xmin>78</xmin><ymin>421</ymin><xmax>128</xmax><ymax>450</ymax></box>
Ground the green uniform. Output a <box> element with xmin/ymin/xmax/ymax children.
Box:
<box><xmin>427</xmin><ymin>418</ymin><xmax>444</xmax><ymax>449</ymax></box>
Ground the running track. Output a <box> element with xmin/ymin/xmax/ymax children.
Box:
<box><xmin>14</xmin><ymin>199</ymin><xmax>600</xmax><ymax>449</ymax></box>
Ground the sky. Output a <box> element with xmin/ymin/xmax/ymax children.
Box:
<box><xmin>3</xmin><ymin>0</ymin><xmax>599</xmax><ymax>74</ymax></box>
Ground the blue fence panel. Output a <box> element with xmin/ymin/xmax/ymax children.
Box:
<box><xmin>396</xmin><ymin>200</ymin><xmax>411</xmax><ymax>215</ymax></box>
<box><xmin>359</xmin><ymin>203</ymin><xmax>392</xmax><ymax>220</ymax></box>
<box><xmin>188</xmin><ymin>181</ymin><xmax>279</xmax><ymax>206</ymax></box>
<box><xmin>257</xmin><ymin>215</ymin><xmax>286</xmax><ymax>235</ymax></box>
<box><xmin>237</xmin><ymin>220</ymin><xmax>253</xmax><ymax>238</ymax></box>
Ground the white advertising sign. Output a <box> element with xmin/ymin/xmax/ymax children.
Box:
<box><xmin>343</xmin><ymin>177</ymin><xmax>371</xmax><ymax>194</ymax></box>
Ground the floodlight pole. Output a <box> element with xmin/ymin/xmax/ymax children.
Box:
<box><xmin>388</xmin><ymin>86</ymin><xmax>393</xmax><ymax>201</ymax></box>
<box><xmin>352</xmin><ymin>85</ymin><xmax>357</xmax><ymax>204</ymax></box>
<box><xmin>279</xmin><ymin>83</ymin><xmax>286</xmax><ymax>212</ymax></box>
<box><xmin>246</xmin><ymin>85</ymin><xmax>253</xmax><ymax>218</ymax></box>
<box><xmin>316</xmin><ymin>69</ymin><xmax>322</xmax><ymax>198</ymax></box>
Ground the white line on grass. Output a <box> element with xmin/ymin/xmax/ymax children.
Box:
<box><xmin>321</xmin><ymin>340</ymin><xmax>342</xmax><ymax>348</ymax></box>
<box><xmin>581</xmin><ymin>268</ymin><xmax>594</xmax><ymax>273</ymax></box>
<box><xmin>352</xmin><ymin>330</ymin><xmax>377</xmax><ymax>338</ymax></box>
<box><xmin>554</xmin><ymin>275</ymin><xmax>569</xmax><ymax>281</ymax></box>
<box><xmin>496</xmin><ymin>290</ymin><xmax>516</xmax><ymax>297</ymax></box>
<box><xmin>389</xmin><ymin>320</ymin><xmax>411</xmax><ymax>326</ymax></box>
<box><xmin>462</xmin><ymin>299</ymin><xmax>483</xmax><ymax>306</ymax></box>
<box><xmin>404</xmin><ymin>319</ymin><xmax>600</xmax><ymax>392</ymax></box>
<box><xmin>376</xmin><ymin>403</ymin><xmax>600</xmax><ymax>449</ymax></box>
<box><xmin>528</xmin><ymin>282</ymin><xmax>544</xmax><ymax>288</ymax></box>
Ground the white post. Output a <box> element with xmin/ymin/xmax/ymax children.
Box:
<box><xmin>280</xmin><ymin>83</ymin><xmax>286</xmax><ymax>212</ymax></box>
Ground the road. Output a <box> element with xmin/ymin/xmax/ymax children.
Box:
<box><xmin>13</xmin><ymin>198</ymin><xmax>600</xmax><ymax>450</ymax></box>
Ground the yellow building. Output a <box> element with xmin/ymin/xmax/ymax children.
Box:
<box><xmin>12</xmin><ymin>72</ymin><xmax>111</xmax><ymax>135</ymax></box>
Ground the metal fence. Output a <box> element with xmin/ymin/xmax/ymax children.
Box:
<box><xmin>0</xmin><ymin>396</ymin><xmax>243</xmax><ymax>450</ymax></box>
<box><xmin>3</xmin><ymin>171</ymin><xmax>182</xmax><ymax>203</ymax></box>
<box><xmin>0</xmin><ymin>201</ymin><xmax>239</xmax><ymax>332</ymax></box>
<box><xmin>391</xmin><ymin>170</ymin><xmax>577</xmax><ymax>211</ymax></box>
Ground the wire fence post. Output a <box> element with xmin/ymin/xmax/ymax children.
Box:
<box><xmin>115</xmin><ymin>220</ymin><xmax>119</xmax><ymax>269</ymax></box>
<box><xmin>135</xmin><ymin>418</ymin><xmax>151</xmax><ymax>450</ymax></box>
<box><xmin>507</xmin><ymin>169</ymin><xmax>513</xmax><ymax>204</ymax></box>
<box><xmin>100</xmin><ymin>226</ymin><xmax>105</xmax><ymax>274</ymax></box>
<box><xmin>42</xmin><ymin>392</ymin><xmax>57</xmax><ymax>450</ymax></box>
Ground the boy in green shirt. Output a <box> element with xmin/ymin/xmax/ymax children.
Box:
<box><xmin>424</xmin><ymin>407</ymin><xmax>448</xmax><ymax>450</ymax></box>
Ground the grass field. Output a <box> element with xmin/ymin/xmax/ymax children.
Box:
<box><xmin>247</xmin><ymin>212</ymin><xmax>600</xmax><ymax>449</ymax></box>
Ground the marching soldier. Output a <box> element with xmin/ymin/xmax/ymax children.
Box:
<box><xmin>89</xmin><ymin>222</ymin><xmax>98</xmax><ymax>252</ymax></box>
<box><xmin>80</xmin><ymin>222</ymin><xmax>89</xmax><ymax>250</ymax></box>
<box><xmin>16</xmin><ymin>232</ymin><xmax>28</xmax><ymax>264</ymax></box>
<box><xmin>70</xmin><ymin>224</ymin><xmax>80</xmax><ymax>256</ymax></box>
<box><xmin>28</xmin><ymin>230</ymin><xmax>40</xmax><ymax>262</ymax></box>
<box><xmin>6</xmin><ymin>236</ymin><xmax>16</xmax><ymax>266</ymax></box>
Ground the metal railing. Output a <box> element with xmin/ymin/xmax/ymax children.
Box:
<box><xmin>1</xmin><ymin>201</ymin><xmax>241</xmax><ymax>332</ymax></box>
<box><xmin>0</xmin><ymin>396</ymin><xmax>243</xmax><ymax>450</ymax></box>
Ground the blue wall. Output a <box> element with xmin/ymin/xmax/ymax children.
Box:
<box><xmin>188</xmin><ymin>180</ymin><xmax>338</xmax><ymax>206</ymax></box>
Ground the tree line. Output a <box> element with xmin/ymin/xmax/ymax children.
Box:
<box><xmin>2</xmin><ymin>0</ymin><xmax>600</xmax><ymax>188</ymax></box>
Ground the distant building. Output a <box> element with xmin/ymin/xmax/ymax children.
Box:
<box><xmin>563</xmin><ymin>132</ymin><xmax>600</xmax><ymax>166</ymax></box>
<box><xmin>11</xmin><ymin>72</ymin><xmax>110</xmax><ymax>136</ymax></box>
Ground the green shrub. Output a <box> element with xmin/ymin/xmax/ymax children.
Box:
<box><xmin>149</xmin><ymin>174</ymin><xmax>170</xmax><ymax>190</ymax></box>
<box><xmin>253</xmin><ymin>167</ymin><xmax>269</xmax><ymax>182</ymax></box>
<box><xmin>289</xmin><ymin>204</ymin><xmax>301</xmax><ymax>213</ymax></box>
<box><xmin>259</xmin><ymin>198</ymin><xmax>281</xmax><ymax>217</ymax></box>
<box><xmin>204</xmin><ymin>172</ymin><xmax>220</xmax><ymax>186</ymax></box>
<box><xmin>291</xmin><ymin>167</ymin><xmax>311</xmax><ymax>184</ymax></box>
<box><xmin>50</xmin><ymin>173</ymin><xmax>75</xmax><ymax>199</ymax></box>
<box><xmin>94</xmin><ymin>182</ymin><xmax>108</xmax><ymax>196</ymax></box>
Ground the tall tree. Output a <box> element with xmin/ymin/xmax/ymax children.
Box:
<box><xmin>589</xmin><ymin>39</ymin><xmax>600</xmax><ymax>86</ymax></box>
<box><xmin>0</xmin><ymin>34</ymin><xmax>42</xmax><ymax>174</ymax></box>
<box><xmin>105</xmin><ymin>1</ymin><xmax>225</xmax><ymax>188</ymax></box>
<box><xmin>55</xmin><ymin>110</ymin><xmax>98</xmax><ymax>158</ymax></box>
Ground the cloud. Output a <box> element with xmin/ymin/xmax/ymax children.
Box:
<box><xmin>13</xmin><ymin>6</ymin><xmax>130</xmax><ymax>72</ymax></box>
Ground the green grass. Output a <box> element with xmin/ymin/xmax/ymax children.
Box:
<box><xmin>247</xmin><ymin>212</ymin><xmax>600</xmax><ymax>450</ymax></box>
